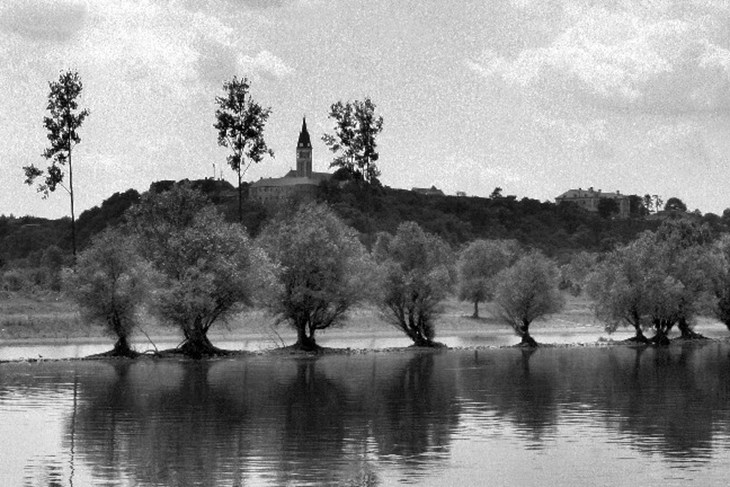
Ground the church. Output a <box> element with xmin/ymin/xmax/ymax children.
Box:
<box><xmin>249</xmin><ymin>118</ymin><xmax>332</xmax><ymax>204</ymax></box>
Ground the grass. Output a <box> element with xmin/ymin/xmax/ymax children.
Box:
<box><xmin>0</xmin><ymin>291</ymin><xmax>601</xmax><ymax>342</ymax></box>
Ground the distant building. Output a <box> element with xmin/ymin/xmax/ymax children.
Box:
<box><xmin>249</xmin><ymin>118</ymin><xmax>332</xmax><ymax>204</ymax></box>
<box><xmin>456</xmin><ymin>191</ymin><xmax>467</xmax><ymax>197</ymax></box>
<box><xmin>555</xmin><ymin>187</ymin><xmax>630</xmax><ymax>218</ymax></box>
<box><xmin>411</xmin><ymin>185</ymin><xmax>444</xmax><ymax>196</ymax></box>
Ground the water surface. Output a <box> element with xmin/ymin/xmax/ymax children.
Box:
<box><xmin>2</xmin><ymin>343</ymin><xmax>730</xmax><ymax>486</ymax></box>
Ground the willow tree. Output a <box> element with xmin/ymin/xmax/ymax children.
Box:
<box><xmin>24</xmin><ymin>70</ymin><xmax>90</xmax><ymax>256</ymax></box>
<box><xmin>588</xmin><ymin>221</ymin><xmax>715</xmax><ymax>345</ymax></box>
<box><xmin>214</xmin><ymin>76</ymin><xmax>274</xmax><ymax>222</ymax></box>
<box><xmin>65</xmin><ymin>228</ymin><xmax>149</xmax><ymax>357</ymax></box>
<box><xmin>493</xmin><ymin>251</ymin><xmax>565</xmax><ymax>347</ymax></box>
<box><xmin>375</xmin><ymin>222</ymin><xmax>454</xmax><ymax>347</ymax></box>
<box><xmin>457</xmin><ymin>239</ymin><xmax>520</xmax><ymax>318</ymax></box>
<box><xmin>586</xmin><ymin>239</ymin><xmax>654</xmax><ymax>343</ymax></box>
<box><xmin>258</xmin><ymin>203</ymin><xmax>372</xmax><ymax>351</ymax></box>
<box><xmin>126</xmin><ymin>184</ymin><xmax>275</xmax><ymax>357</ymax></box>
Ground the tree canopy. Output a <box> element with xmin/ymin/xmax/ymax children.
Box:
<box><xmin>257</xmin><ymin>203</ymin><xmax>372</xmax><ymax>351</ymax></box>
<box><xmin>322</xmin><ymin>97</ymin><xmax>383</xmax><ymax>184</ymax></box>
<box><xmin>125</xmin><ymin>184</ymin><xmax>275</xmax><ymax>357</ymax></box>
<box><xmin>493</xmin><ymin>251</ymin><xmax>565</xmax><ymax>346</ymax></box>
<box><xmin>64</xmin><ymin>228</ymin><xmax>149</xmax><ymax>357</ymax></box>
<box><xmin>588</xmin><ymin>219</ymin><xmax>716</xmax><ymax>344</ymax></box>
<box><xmin>214</xmin><ymin>76</ymin><xmax>274</xmax><ymax>221</ymax></box>
<box><xmin>457</xmin><ymin>239</ymin><xmax>520</xmax><ymax>318</ymax></box>
<box><xmin>375</xmin><ymin>221</ymin><xmax>454</xmax><ymax>347</ymax></box>
<box><xmin>664</xmin><ymin>197</ymin><xmax>688</xmax><ymax>213</ymax></box>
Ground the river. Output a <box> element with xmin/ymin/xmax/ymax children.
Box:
<box><xmin>2</xmin><ymin>341</ymin><xmax>730</xmax><ymax>486</ymax></box>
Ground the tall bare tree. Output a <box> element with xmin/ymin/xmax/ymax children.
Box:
<box><xmin>24</xmin><ymin>70</ymin><xmax>90</xmax><ymax>256</ymax></box>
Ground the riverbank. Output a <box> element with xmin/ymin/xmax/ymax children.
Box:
<box><xmin>2</xmin><ymin>292</ymin><xmax>729</xmax><ymax>362</ymax></box>
<box><xmin>0</xmin><ymin>292</ymin><xmax>598</xmax><ymax>341</ymax></box>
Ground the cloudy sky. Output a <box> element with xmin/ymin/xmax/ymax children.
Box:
<box><xmin>2</xmin><ymin>0</ymin><xmax>730</xmax><ymax>218</ymax></box>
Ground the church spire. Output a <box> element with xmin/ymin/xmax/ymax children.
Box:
<box><xmin>296</xmin><ymin>116</ymin><xmax>313</xmax><ymax>177</ymax></box>
<box><xmin>297</xmin><ymin>117</ymin><xmax>312</xmax><ymax>149</ymax></box>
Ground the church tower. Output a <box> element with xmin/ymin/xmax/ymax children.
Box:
<box><xmin>296</xmin><ymin>117</ymin><xmax>312</xmax><ymax>177</ymax></box>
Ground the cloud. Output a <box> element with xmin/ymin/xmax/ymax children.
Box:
<box><xmin>238</xmin><ymin>50</ymin><xmax>294</xmax><ymax>79</ymax></box>
<box><xmin>0</xmin><ymin>0</ymin><xmax>87</xmax><ymax>42</ymax></box>
<box><xmin>468</xmin><ymin>2</ymin><xmax>730</xmax><ymax>113</ymax></box>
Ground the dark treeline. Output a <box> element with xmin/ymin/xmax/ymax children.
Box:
<box><xmin>9</xmin><ymin>177</ymin><xmax>728</xmax><ymax>268</ymax></box>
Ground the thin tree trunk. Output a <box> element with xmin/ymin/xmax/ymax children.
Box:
<box><xmin>237</xmin><ymin>164</ymin><xmax>243</xmax><ymax>223</ymax></box>
<box><xmin>472</xmin><ymin>300</ymin><xmax>479</xmax><ymax>319</ymax></box>
<box><xmin>69</xmin><ymin>146</ymin><xmax>76</xmax><ymax>258</ymax></box>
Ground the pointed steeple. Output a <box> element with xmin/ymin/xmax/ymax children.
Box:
<box><xmin>297</xmin><ymin>117</ymin><xmax>312</xmax><ymax>149</ymax></box>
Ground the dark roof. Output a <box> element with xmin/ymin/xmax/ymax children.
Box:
<box><xmin>297</xmin><ymin>117</ymin><xmax>312</xmax><ymax>149</ymax></box>
<box><xmin>412</xmin><ymin>186</ymin><xmax>444</xmax><ymax>196</ymax></box>
<box><xmin>556</xmin><ymin>188</ymin><xmax>627</xmax><ymax>200</ymax></box>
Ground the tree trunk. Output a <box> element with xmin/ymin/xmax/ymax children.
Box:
<box><xmin>516</xmin><ymin>320</ymin><xmax>538</xmax><ymax>347</ymax></box>
<box><xmin>628</xmin><ymin>326</ymin><xmax>650</xmax><ymax>344</ymax></box>
<box><xmin>678</xmin><ymin>318</ymin><xmax>706</xmax><ymax>340</ymax></box>
<box><xmin>520</xmin><ymin>333</ymin><xmax>539</xmax><ymax>347</ymax></box>
<box><xmin>237</xmin><ymin>165</ymin><xmax>243</xmax><ymax>223</ymax></box>
<box><xmin>110</xmin><ymin>336</ymin><xmax>139</xmax><ymax>358</ymax></box>
<box><xmin>69</xmin><ymin>146</ymin><xmax>76</xmax><ymax>258</ymax></box>
<box><xmin>179</xmin><ymin>323</ymin><xmax>227</xmax><ymax>358</ymax></box>
<box><xmin>87</xmin><ymin>335</ymin><xmax>139</xmax><ymax>358</ymax></box>
<box><xmin>651</xmin><ymin>330</ymin><xmax>671</xmax><ymax>346</ymax></box>
<box><xmin>293</xmin><ymin>325</ymin><xmax>321</xmax><ymax>352</ymax></box>
<box><xmin>472</xmin><ymin>300</ymin><xmax>479</xmax><ymax>319</ymax></box>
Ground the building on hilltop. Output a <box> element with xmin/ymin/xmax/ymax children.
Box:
<box><xmin>555</xmin><ymin>187</ymin><xmax>630</xmax><ymax>218</ymax></box>
<box><xmin>249</xmin><ymin>118</ymin><xmax>332</xmax><ymax>204</ymax></box>
<box><xmin>411</xmin><ymin>185</ymin><xmax>445</xmax><ymax>196</ymax></box>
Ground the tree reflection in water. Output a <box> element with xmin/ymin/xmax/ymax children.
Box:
<box><xmin>68</xmin><ymin>360</ymin><xmax>254</xmax><ymax>486</ymax></box>
<box><xmin>602</xmin><ymin>342</ymin><xmax>730</xmax><ymax>461</ymax></box>
<box><xmin>35</xmin><ymin>342</ymin><xmax>730</xmax><ymax>485</ymax></box>
<box><xmin>460</xmin><ymin>343</ymin><xmax>730</xmax><ymax>461</ymax></box>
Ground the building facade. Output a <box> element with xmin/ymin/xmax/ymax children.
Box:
<box><xmin>555</xmin><ymin>187</ymin><xmax>630</xmax><ymax>218</ymax></box>
<box><xmin>249</xmin><ymin>118</ymin><xmax>331</xmax><ymax>204</ymax></box>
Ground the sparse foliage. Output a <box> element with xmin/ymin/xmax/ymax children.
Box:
<box><xmin>375</xmin><ymin>222</ymin><xmax>454</xmax><ymax>347</ymax></box>
<box><xmin>214</xmin><ymin>76</ymin><xmax>274</xmax><ymax>222</ymax></box>
<box><xmin>258</xmin><ymin>203</ymin><xmax>372</xmax><ymax>351</ymax></box>
<box><xmin>493</xmin><ymin>251</ymin><xmax>565</xmax><ymax>346</ymax></box>
<box><xmin>23</xmin><ymin>70</ymin><xmax>90</xmax><ymax>256</ymax></box>
<box><xmin>322</xmin><ymin>97</ymin><xmax>384</xmax><ymax>184</ymax></box>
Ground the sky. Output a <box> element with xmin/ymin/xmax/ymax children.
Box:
<box><xmin>2</xmin><ymin>0</ymin><xmax>730</xmax><ymax>219</ymax></box>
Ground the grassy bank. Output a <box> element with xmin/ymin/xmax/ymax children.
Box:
<box><xmin>0</xmin><ymin>291</ymin><xmax>601</xmax><ymax>342</ymax></box>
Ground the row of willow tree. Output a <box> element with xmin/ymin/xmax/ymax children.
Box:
<box><xmin>66</xmin><ymin>183</ymin><xmax>730</xmax><ymax>358</ymax></box>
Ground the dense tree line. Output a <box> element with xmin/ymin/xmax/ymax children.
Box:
<box><xmin>5</xmin><ymin>182</ymin><xmax>730</xmax><ymax>357</ymax></box>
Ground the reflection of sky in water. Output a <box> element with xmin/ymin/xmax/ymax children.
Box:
<box><xmin>1</xmin><ymin>345</ymin><xmax>730</xmax><ymax>486</ymax></box>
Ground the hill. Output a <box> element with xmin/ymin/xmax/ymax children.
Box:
<box><xmin>3</xmin><ymin>178</ymin><xmax>727</xmax><ymax>273</ymax></box>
